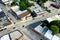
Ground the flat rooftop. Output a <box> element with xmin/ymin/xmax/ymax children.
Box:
<box><xmin>29</xmin><ymin>3</ymin><xmax>43</xmax><ymax>14</ymax></box>
<box><xmin>0</xmin><ymin>30</ymin><xmax>23</xmax><ymax>40</ymax></box>
<box><xmin>11</xmin><ymin>6</ymin><xmax>19</xmax><ymax>12</ymax></box>
<box><xmin>1</xmin><ymin>34</ymin><xmax>10</xmax><ymax>40</ymax></box>
<box><xmin>10</xmin><ymin>31</ymin><xmax>22</xmax><ymax>40</ymax></box>
<box><xmin>47</xmin><ymin>15</ymin><xmax>60</xmax><ymax>22</ymax></box>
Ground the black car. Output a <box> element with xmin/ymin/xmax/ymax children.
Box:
<box><xmin>31</xmin><ymin>11</ymin><xmax>37</xmax><ymax>17</ymax></box>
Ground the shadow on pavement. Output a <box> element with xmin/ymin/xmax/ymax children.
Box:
<box><xmin>26</xmin><ymin>21</ymin><xmax>41</xmax><ymax>29</ymax></box>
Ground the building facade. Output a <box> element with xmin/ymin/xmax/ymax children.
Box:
<box><xmin>52</xmin><ymin>0</ymin><xmax>60</xmax><ymax>6</ymax></box>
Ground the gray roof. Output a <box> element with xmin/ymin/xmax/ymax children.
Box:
<box><xmin>0</xmin><ymin>12</ymin><xmax>5</xmax><ymax>18</ymax></box>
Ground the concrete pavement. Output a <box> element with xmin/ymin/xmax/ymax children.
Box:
<box><xmin>0</xmin><ymin>1</ymin><xmax>60</xmax><ymax>40</ymax></box>
<box><xmin>0</xmin><ymin>3</ymin><xmax>17</xmax><ymax>23</ymax></box>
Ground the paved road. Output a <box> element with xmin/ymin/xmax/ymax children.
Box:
<box><xmin>0</xmin><ymin>3</ymin><xmax>17</xmax><ymax>23</ymax></box>
<box><xmin>0</xmin><ymin>1</ymin><xmax>60</xmax><ymax>40</ymax></box>
<box><xmin>10</xmin><ymin>6</ymin><xmax>60</xmax><ymax>40</ymax></box>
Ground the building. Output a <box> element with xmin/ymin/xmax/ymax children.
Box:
<box><xmin>11</xmin><ymin>6</ymin><xmax>19</xmax><ymax>13</ymax></box>
<box><xmin>33</xmin><ymin>24</ymin><xmax>60</xmax><ymax>40</ymax></box>
<box><xmin>10</xmin><ymin>6</ymin><xmax>21</xmax><ymax>20</ymax></box>
<box><xmin>34</xmin><ymin>26</ymin><xmax>48</xmax><ymax>35</ymax></box>
<box><xmin>0</xmin><ymin>30</ymin><xmax>32</xmax><ymax>40</ymax></box>
<box><xmin>34</xmin><ymin>25</ymin><xmax>53</xmax><ymax>40</ymax></box>
<box><xmin>16</xmin><ymin>10</ymin><xmax>31</xmax><ymax>21</ymax></box>
<box><xmin>47</xmin><ymin>15</ymin><xmax>60</xmax><ymax>22</ymax></box>
<box><xmin>0</xmin><ymin>8</ymin><xmax>5</xmax><ymax>18</ymax></box>
<box><xmin>43</xmin><ymin>0</ymin><xmax>60</xmax><ymax>9</ymax></box>
<box><xmin>50</xmin><ymin>0</ymin><xmax>60</xmax><ymax>9</ymax></box>
<box><xmin>44</xmin><ymin>1</ymin><xmax>55</xmax><ymax>7</ymax></box>
<box><xmin>2</xmin><ymin>0</ymin><xmax>13</xmax><ymax>5</ymax></box>
<box><xmin>29</xmin><ymin>3</ymin><xmax>44</xmax><ymax>17</ymax></box>
<box><xmin>11</xmin><ymin>6</ymin><xmax>32</xmax><ymax>21</ymax></box>
<box><xmin>52</xmin><ymin>35</ymin><xmax>60</xmax><ymax>40</ymax></box>
<box><xmin>0</xmin><ymin>34</ymin><xmax>10</xmax><ymax>40</ymax></box>
<box><xmin>0</xmin><ymin>8</ymin><xmax>11</xmax><ymax>27</ymax></box>
<box><xmin>10</xmin><ymin>31</ymin><xmax>23</xmax><ymax>40</ymax></box>
<box><xmin>44</xmin><ymin>30</ymin><xmax>53</xmax><ymax>40</ymax></box>
<box><xmin>0</xmin><ymin>30</ymin><xmax>23</xmax><ymax>40</ymax></box>
<box><xmin>52</xmin><ymin>0</ymin><xmax>60</xmax><ymax>5</ymax></box>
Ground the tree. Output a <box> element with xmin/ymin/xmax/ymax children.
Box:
<box><xmin>12</xmin><ymin>0</ymin><xmax>34</xmax><ymax>11</ymax></box>
<box><xmin>38</xmin><ymin>0</ymin><xmax>48</xmax><ymax>5</ymax></box>
<box><xmin>11</xmin><ymin>0</ymin><xmax>18</xmax><ymax>6</ymax></box>
<box><xmin>31</xmin><ymin>0</ymin><xmax>35</xmax><ymax>1</ymax></box>
<box><xmin>45</xmin><ymin>7</ymin><xmax>51</xmax><ymax>13</ymax></box>
<box><xmin>27</xmin><ymin>8</ymin><xmax>32</xmax><ymax>13</ymax></box>
<box><xmin>50</xmin><ymin>25</ymin><xmax>59</xmax><ymax>34</ymax></box>
<box><xmin>41</xmin><ymin>20</ymin><xmax>50</xmax><ymax>27</ymax></box>
<box><xmin>20</xmin><ymin>0</ymin><xmax>34</xmax><ymax>11</ymax></box>
<box><xmin>50</xmin><ymin>20</ymin><xmax>60</xmax><ymax>28</ymax></box>
<box><xmin>20</xmin><ymin>2</ymin><xmax>27</xmax><ymax>10</ymax></box>
<box><xmin>27</xmin><ymin>2</ymin><xmax>34</xmax><ymax>7</ymax></box>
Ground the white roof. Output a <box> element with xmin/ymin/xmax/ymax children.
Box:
<box><xmin>16</xmin><ymin>11</ymin><xmax>22</xmax><ymax>15</ymax></box>
<box><xmin>34</xmin><ymin>25</ymin><xmax>43</xmax><ymax>34</ymax></box>
<box><xmin>47</xmin><ymin>15</ymin><xmax>60</xmax><ymax>22</ymax></box>
<box><xmin>44</xmin><ymin>30</ymin><xmax>53</xmax><ymax>40</ymax></box>
<box><xmin>52</xmin><ymin>35</ymin><xmax>60</xmax><ymax>40</ymax></box>
<box><xmin>16</xmin><ymin>10</ymin><xmax>27</xmax><ymax>15</ymax></box>
<box><xmin>58</xmin><ymin>15</ymin><xmax>60</xmax><ymax>17</ymax></box>
<box><xmin>30</xmin><ymin>3</ymin><xmax>43</xmax><ymax>14</ymax></box>
<box><xmin>33</xmin><ymin>7</ymin><xmax>43</xmax><ymax>14</ymax></box>
<box><xmin>2</xmin><ymin>0</ymin><xmax>8</xmax><ymax>2</ymax></box>
<box><xmin>2</xmin><ymin>0</ymin><xmax>13</xmax><ymax>4</ymax></box>
<box><xmin>34</xmin><ymin>25</ymin><xmax>49</xmax><ymax>35</ymax></box>
<box><xmin>1</xmin><ymin>34</ymin><xmax>10</xmax><ymax>40</ymax></box>
<box><xmin>55</xmin><ymin>15</ymin><xmax>60</xmax><ymax>20</ymax></box>
<box><xmin>11</xmin><ymin>6</ymin><xmax>19</xmax><ymax>12</ymax></box>
<box><xmin>47</xmin><ymin>17</ymin><xmax>53</xmax><ymax>22</ymax></box>
<box><xmin>5</xmin><ymin>1</ymin><xmax>13</xmax><ymax>4</ymax></box>
<box><xmin>0</xmin><ymin>9</ymin><xmax>2</xmax><ymax>12</ymax></box>
<box><xmin>10</xmin><ymin>31</ymin><xmax>22</xmax><ymax>40</ymax></box>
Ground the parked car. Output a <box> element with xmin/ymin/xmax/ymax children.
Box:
<box><xmin>0</xmin><ymin>29</ymin><xmax>3</xmax><ymax>31</ymax></box>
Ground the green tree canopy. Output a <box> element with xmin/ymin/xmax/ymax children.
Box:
<box><xmin>27</xmin><ymin>8</ymin><xmax>32</xmax><ymax>13</ymax></box>
<box><xmin>38</xmin><ymin>0</ymin><xmax>48</xmax><ymax>5</ymax></box>
<box><xmin>50</xmin><ymin>25</ymin><xmax>59</xmax><ymax>34</ymax></box>
<box><xmin>11</xmin><ymin>0</ymin><xmax>34</xmax><ymax>11</ymax></box>
<box><xmin>50</xmin><ymin>20</ymin><xmax>60</xmax><ymax>28</ymax></box>
<box><xmin>11</xmin><ymin>0</ymin><xmax>18</xmax><ymax>6</ymax></box>
<box><xmin>20</xmin><ymin>0</ymin><xmax>34</xmax><ymax>11</ymax></box>
<box><xmin>20</xmin><ymin>2</ymin><xmax>27</xmax><ymax>10</ymax></box>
